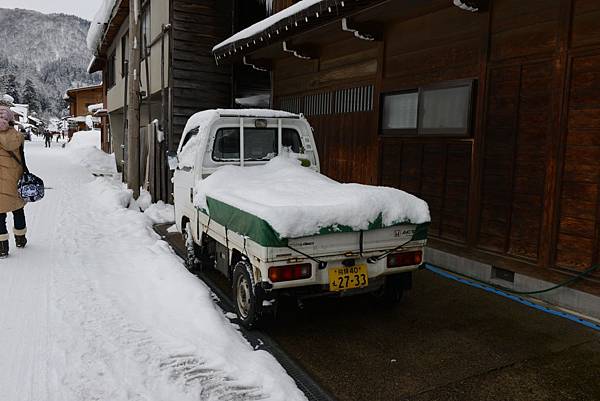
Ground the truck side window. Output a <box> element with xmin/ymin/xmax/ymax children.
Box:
<box><xmin>181</xmin><ymin>127</ymin><xmax>199</xmax><ymax>149</ymax></box>
<box><xmin>212</xmin><ymin>128</ymin><xmax>302</xmax><ymax>162</ymax></box>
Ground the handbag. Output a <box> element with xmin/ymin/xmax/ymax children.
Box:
<box><xmin>8</xmin><ymin>145</ymin><xmax>44</xmax><ymax>203</ymax></box>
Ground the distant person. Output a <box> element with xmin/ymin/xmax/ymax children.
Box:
<box><xmin>44</xmin><ymin>130</ymin><xmax>52</xmax><ymax>148</ymax></box>
<box><xmin>0</xmin><ymin>106</ymin><xmax>27</xmax><ymax>258</ymax></box>
<box><xmin>56</xmin><ymin>132</ymin><xmax>59</xmax><ymax>143</ymax></box>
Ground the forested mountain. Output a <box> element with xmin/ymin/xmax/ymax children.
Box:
<box><xmin>0</xmin><ymin>8</ymin><xmax>101</xmax><ymax>118</ymax></box>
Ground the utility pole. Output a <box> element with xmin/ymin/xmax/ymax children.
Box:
<box><xmin>127</xmin><ymin>0</ymin><xmax>141</xmax><ymax>198</ymax></box>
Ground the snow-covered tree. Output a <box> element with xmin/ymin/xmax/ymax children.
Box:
<box><xmin>4</xmin><ymin>74</ymin><xmax>20</xmax><ymax>104</ymax></box>
<box><xmin>22</xmin><ymin>79</ymin><xmax>41</xmax><ymax>112</ymax></box>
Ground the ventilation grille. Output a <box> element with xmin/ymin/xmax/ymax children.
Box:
<box><xmin>279</xmin><ymin>85</ymin><xmax>374</xmax><ymax>116</ymax></box>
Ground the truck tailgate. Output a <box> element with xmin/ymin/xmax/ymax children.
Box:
<box><xmin>267</xmin><ymin>223</ymin><xmax>428</xmax><ymax>261</ymax></box>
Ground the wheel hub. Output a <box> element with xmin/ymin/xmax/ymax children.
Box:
<box><xmin>236</xmin><ymin>275</ymin><xmax>251</xmax><ymax>319</ymax></box>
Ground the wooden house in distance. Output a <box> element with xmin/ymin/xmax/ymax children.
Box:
<box><xmin>64</xmin><ymin>84</ymin><xmax>104</xmax><ymax>135</ymax></box>
<box><xmin>213</xmin><ymin>0</ymin><xmax>600</xmax><ymax>316</ymax></box>
<box><xmin>87</xmin><ymin>0</ymin><xmax>269</xmax><ymax>201</ymax></box>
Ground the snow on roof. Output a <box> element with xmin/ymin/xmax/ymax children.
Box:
<box><xmin>453</xmin><ymin>0</ymin><xmax>479</xmax><ymax>12</ymax></box>
<box><xmin>194</xmin><ymin>156</ymin><xmax>431</xmax><ymax>239</ymax></box>
<box><xmin>87</xmin><ymin>0</ymin><xmax>118</xmax><ymax>53</ymax></box>
<box><xmin>69</xmin><ymin>116</ymin><xmax>101</xmax><ymax>123</ymax></box>
<box><xmin>88</xmin><ymin>103</ymin><xmax>104</xmax><ymax>113</ymax></box>
<box><xmin>213</xmin><ymin>0</ymin><xmax>322</xmax><ymax>52</ymax></box>
<box><xmin>178</xmin><ymin>109</ymin><xmax>300</xmax><ymax>168</ymax></box>
<box><xmin>235</xmin><ymin>94</ymin><xmax>271</xmax><ymax>108</ymax></box>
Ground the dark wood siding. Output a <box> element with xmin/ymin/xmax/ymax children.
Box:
<box><xmin>170</xmin><ymin>0</ymin><xmax>233</xmax><ymax>147</ymax></box>
<box><xmin>379</xmin><ymin>6</ymin><xmax>485</xmax><ymax>245</ymax></box>
<box><xmin>273</xmin><ymin>37</ymin><xmax>380</xmax><ymax>184</ymax></box>
<box><xmin>555</xmin><ymin>51</ymin><xmax>600</xmax><ymax>275</ymax></box>
<box><xmin>477</xmin><ymin>61</ymin><xmax>553</xmax><ymax>262</ymax></box>
<box><xmin>251</xmin><ymin>0</ymin><xmax>600</xmax><ymax>288</ymax></box>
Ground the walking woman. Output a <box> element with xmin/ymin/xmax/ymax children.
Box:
<box><xmin>0</xmin><ymin>106</ymin><xmax>27</xmax><ymax>258</ymax></box>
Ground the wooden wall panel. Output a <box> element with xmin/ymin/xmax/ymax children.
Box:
<box><xmin>383</xmin><ymin>6</ymin><xmax>484</xmax><ymax>89</ymax></box>
<box><xmin>171</xmin><ymin>0</ymin><xmax>233</xmax><ymax>146</ymax></box>
<box><xmin>555</xmin><ymin>52</ymin><xmax>600</xmax><ymax>273</ymax></box>
<box><xmin>308</xmin><ymin>112</ymin><xmax>379</xmax><ymax>185</ymax></box>
<box><xmin>490</xmin><ymin>0</ymin><xmax>561</xmax><ymax>61</ymax></box>
<box><xmin>571</xmin><ymin>0</ymin><xmax>600</xmax><ymax>48</ymax></box>
<box><xmin>379</xmin><ymin>140</ymin><xmax>472</xmax><ymax>243</ymax></box>
<box><xmin>478</xmin><ymin>61</ymin><xmax>553</xmax><ymax>262</ymax></box>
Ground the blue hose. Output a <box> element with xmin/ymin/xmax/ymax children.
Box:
<box><xmin>423</xmin><ymin>263</ymin><xmax>600</xmax><ymax>332</ymax></box>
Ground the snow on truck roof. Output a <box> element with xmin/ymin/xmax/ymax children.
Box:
<box><xmin>178</xmin><ymin>109</ymin><xmax>303</xmax><ymax>169</ymax></box>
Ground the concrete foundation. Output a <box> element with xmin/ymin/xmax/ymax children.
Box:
<box><xmin>426</xmin><ymin>246</ymin><xmax>600</xmax><ymax>322</ymax></box>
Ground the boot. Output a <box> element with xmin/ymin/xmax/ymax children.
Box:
<box><xmin>0</xmin><ymin>240</ymin><xmax>8</xmax><ymax>258</ymax></box>
<box><xmin>15</xmin><ymin>235</ymin><xmax>27</xmax><ymax>248</ymax></box>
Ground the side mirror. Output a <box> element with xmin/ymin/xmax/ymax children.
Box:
<box><xmin>167</xmin><ymin>151</ymin><xmax>178</xmax><ymax>171</ymax></box>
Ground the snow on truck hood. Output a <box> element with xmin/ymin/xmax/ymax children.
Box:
<box><xmin>194</xmin><ymin>156</ymin><xmax>431</xmax><ymax>239</ymax></box>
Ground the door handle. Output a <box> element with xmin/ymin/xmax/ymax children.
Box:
<box><xmin>190</xmin><ymin>188</ymin><xmax>194</xmax><ymax>203</ymax></box>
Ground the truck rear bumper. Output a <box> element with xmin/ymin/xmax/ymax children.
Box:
<box><xmin>261</xmin><ymin>270</ymin><xmax>414</xmax><ymax>301</ymax></box>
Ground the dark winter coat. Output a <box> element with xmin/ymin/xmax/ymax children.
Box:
<box><xmin>0</xmin><ymin>127</ymin><xmax>25</xmax><ymax>213</ymax></box>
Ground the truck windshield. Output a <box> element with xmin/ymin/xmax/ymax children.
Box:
<box><xmin>212</xmin><ymin>128</ymin><xmax>302</xmax><ymax>161</ymax></box>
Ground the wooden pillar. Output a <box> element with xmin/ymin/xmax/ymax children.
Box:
<box><xmin>127</xmin><ymin>0</ymin><xmax>142</xmax><ymax>198</ymax></box>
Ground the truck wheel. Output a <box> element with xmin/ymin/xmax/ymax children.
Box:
<box><xmin>183</xmin><ymin>221</ymin><xmax>200</xmax><ymax>272</ymax></box>
<box><xmin>232</xmin><ymin>261</ymin><xmax>262</xmax><ymax>329</ymax></box>
<box><xmin>372</xmin><ymin>276</ymin><xmax>404</xmax><ymax>305</ymax></box>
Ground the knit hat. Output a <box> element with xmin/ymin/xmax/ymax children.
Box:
<box><xmin>0</xmin><ymin>106</ymin><xmax>13</xmax><ymax>131</ymax></box>
<box><xmin>0</xmin><ymin>106</ymin><xmax>14</xmax><ymax>122</ymax></box>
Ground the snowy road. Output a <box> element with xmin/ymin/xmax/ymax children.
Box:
<box><xmin>0</xmin><ymin>138</ymin><xmax>305</xmax><ymax>401</ymax></box>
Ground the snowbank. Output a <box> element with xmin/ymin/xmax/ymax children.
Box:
<box><xmin>66</xmin><ymin>130</ymin><xmax>117</xmax><ymax>175</ymax></box>
<box><xmin>178</xmin><ymin>109</ymin><xmax>298</xmax><ymax>168</ymax></box>
<box><xmin>144</xmin><ymin>201</ymin><xmax>175</xmax><ymax>224</ymax></box>
<box><xmin>195</xmin><ymin>156</ymin><xmax>430</xmax><ymax>239</ymax></box>
<box><xmin>84</xmin><ymin>175</ymin><xmax>306</xmax><ymax>401</ymax></box>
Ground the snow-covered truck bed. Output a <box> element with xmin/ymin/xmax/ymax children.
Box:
<box><xmin>173</xmin><ymin>109</ymin><xmax>430</xmax><ymax>328</ymax></box>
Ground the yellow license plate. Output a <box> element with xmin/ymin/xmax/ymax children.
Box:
<box><xmin>329</xmin><ymin>265</ymin><xmax>368</xmax><ymax>292</ymax></box>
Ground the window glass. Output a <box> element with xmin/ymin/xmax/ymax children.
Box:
<box><xmin>382</xmin><ymin>92</ymin><xmax>418</xmax><ymax>130</ymax></box>
<box><xmin>121</xmin><ymin>32</ymin><xmax>129</xmax><ymax>77</ymax></box>
<box><xmin>420</xmin><ymin>85</ymin><xmax>471</xmax><ymax>133</ymax></box>
<box><xmin>140</xmin><ymin>6</ymin><xmax>151</xmax><ymax>58</ymax></box>
<box><xmin>181</xmin><ymin>128</ymin><xmax>199</xmax><ymax>149</ymax></box>
<box><xmin>107</xmin><ymin>51</ymin><xmax>116</xmax><ymax>88</ymax></box>
<box><xmin>212</xmin><ymin>128</ymin><xmax>302</xmax><ymax>162</ymax></box>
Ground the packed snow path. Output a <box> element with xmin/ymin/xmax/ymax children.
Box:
<box><xmin>0</xmin><ymin>138</ymin><xmax>305</xmax><ymax>401</ymax></box>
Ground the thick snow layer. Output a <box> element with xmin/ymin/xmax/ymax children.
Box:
<box><xmin>66</xmin><ymin>130</ymin><xmax>117</xmax><ymax>175</ymax></box>
<box><xmin>178</xmin><ymin>108</ymin><xmax>299</xmax><ymax>168</ymax></box>
<box><xmin>144</xmin><ymin>201</ymin><xmax>175</xmax><ymax>224</ymax></box>
<box><xmin>0</xmin><ymin>139</ymin><xmax>306</xmax><ymax>401</ymax></box>
<box><xmin>88</xmin><ymin>102</ymin><xmax>104</xmax><ymax>113</ymax></box>
<box><xmin>195</xmin><ymin>156</ymin><xmax>430</xmax><ymax>239</ymax></box>
<box><xmin>87</xmin><ymin>0</ymin><xmax>117</xmax><ymax>52</ymax></box>
<box><xmin>213</xmin><ymin>0</ymin><xmax>322</xmax><ymax>51</ymax></box>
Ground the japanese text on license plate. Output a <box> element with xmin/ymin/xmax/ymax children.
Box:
<box><xmin>329</xmin><ymin>265</ymin><xmax>368</xmax><ymax>292</ymax></box>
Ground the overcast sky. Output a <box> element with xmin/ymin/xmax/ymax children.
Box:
<box><xmin>1</xmin><ymin>0</ymin><xmax>104</xmax><ymax>20</ymax></box>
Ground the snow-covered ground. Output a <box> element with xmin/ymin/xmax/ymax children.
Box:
<box><xmin>0</xmin><ymin>137</ymin><xmax>306</xmax><ymax>401</ymax></box>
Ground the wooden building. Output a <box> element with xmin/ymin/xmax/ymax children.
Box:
<box><xmin>64</xmin><ymin>84</ymin><xmax>104</xmax><ymax>134</ymax></box>
<box><xmin>213</xmin><ymin>0</ymin><xmax>600</xmax><ymax>301</ymax></box>
<box><xmin>88</xmin><ymin>0</ymin><xmax>269</xmax><ymax>202</ymax></box>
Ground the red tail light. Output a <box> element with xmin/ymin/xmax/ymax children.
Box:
<box><xmin>387</xmin><ymin>251</ymin><xmax>423</xmax><ymax>268</ymax></box>
<box><xmin>268</xmin><ymin>263</ymin><xmax>312</xmax><ymax>282</ymax></box>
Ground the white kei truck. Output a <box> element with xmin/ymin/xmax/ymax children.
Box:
<box><xmin>173</xmin><ymin>109</ymin><xmax>429</xmax><ymax>328</ymax></box>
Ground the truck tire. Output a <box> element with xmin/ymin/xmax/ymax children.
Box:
<box><xmin>183</xmin><ymin>221</ymin><xmax>200</xmax><ymax>272</ymax></box>
<box><xmin>232</xmin><ymin>261</ymin><xmax>262</xmax><ymax>329</ymax></box>
<box><xmin>372</xmin><ymin>275</ymin><xmax>404</xmax><ymax>305</ymax></box>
